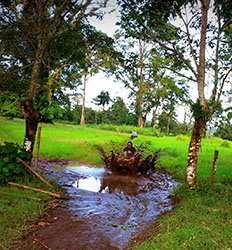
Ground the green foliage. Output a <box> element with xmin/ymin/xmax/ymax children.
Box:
<box><xmin>220</xmin><ymin>141</ymin><xmax>230</xmax><ymax>148</ymax></box>
<box><xmin>107</xmin><ymin>97</ymin><xmax>129</xmax><ymax>125</ymax></box>
<box><xmin>87</xmin><ymin>124</ymin><xmax>161</xmax><ymax>137</ymax></box>
<box><xmin>176</xmin><ymin>134</ymin><xmax>189</xmax><ymax>141</ymax></box>
<box><xmin>191</xmin><ymin>99</ymin><xmax>211</xmax><ymax>121</ymax></box>
<box><xmin>158</xmin><ymin>112</ymin><xmax>190</xmax><ymax>135</ymax></box>
<box><xmin>93</xmin><ymin>97</ymin><xmax>136</xmax><ymax>125</ymax></box>
<box><xmin>41</xmin><ymin>101</ymin><xmax>73</xmax><ymax>122</ymax></box>
<box><xmin>214</xmin><ymin>111</ymin><xmax>232</xmax><ymax>141</ymax></box>
<box><xmin>0</xmin><ymin>95</ymin><xmax>21</xmax><ymax>118</ymax></box>
<box><xmin>0</xmin><ymin>142</ymin><xmax>30</xmax><ymax>185</ymax></box>
<box><xmin>73</xmin><ymin>105</ymin><xmax>97</xmax><ymax>124</ymax></box>
<box><xmin>0</xmin><ymin>1</ymin><xmax>114</xmax><ymax>130</ymax></box>
<box><xmin>93</xmin><ymin>91</ymin><xmax>111</xmax><ymax>110</ymax></box>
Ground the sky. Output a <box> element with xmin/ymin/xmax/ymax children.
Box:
<box><xmin>84</xmin><ymin>1</ymin><xmax>229</xmax><ymax>123</ymax></box>
<box><xmin>84</xmin><ymin>1</ymin><xmax>130</xmax><ymax>111</ymax></box>
<box><xmin>85</xmin><ymin>1</ymin><xmax>190</xmax><ymax>122</ymax></box>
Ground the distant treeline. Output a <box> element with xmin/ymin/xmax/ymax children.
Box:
<box><xmin>0</xmin><ymin>94</ymin><xmax>231</xmax><ymax>140</ymax></box>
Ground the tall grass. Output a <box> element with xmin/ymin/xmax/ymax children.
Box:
<box><xmin>86</xmin><ymin>123</ymin><xmax>161</xmax><ymax>136</ymax></box>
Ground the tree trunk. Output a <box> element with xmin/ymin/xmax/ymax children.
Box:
<box><xmin>152</xmin><ymin>108</ymin><xmax>158</xmax><ymax>128</ymax></box>
<box><xmin>21</xmin><ymin>100</ymin><xmax>40</xmax><ymax>161</ymax></box>
<box><xmin>166</xmin><ymin>114</ymin><xmax>171</xmax><ymax>135</ymax></box>
<box><xmin>197</xmin><ymin>0</ymin><xmax>209</xmax><ymax>100</ymax></box>
<box><xmin>138</xmin><ymin>115</ymin><xmax>145</xmax><ymax>128</ymax></box>
<box><xmin>80</xmin><ymin>74</ymin><xmax>87</xmax><ymax>125</ymax></box>
<box><xmin>24</xmin><ymin>118</ymin><xmax>38</xmax><ymax>154</ymax></box>
<box><xmin>186</xmin><ymin>0</ymin><xmax>210</xmax><ymax>187</ymax></box>
<box><xmin>22</xmin><ymin>57</ymin><xmax>46</xmax><ymax>161</ymax></box>
<box><xmin>136</xmin><ymin>39</ymin><xmax>146</xmax><ymax>128</ymax></box>
<box><xmin>186</xmin><ymin>117</ymin><xmax>206</xmax><ymax>187</ymax></box>
<box><xmin>22</xmin><ymin>59</ymin><xmax>45</xmax><ymax>161</ymax></box>
<box><xmin>22</xmin><ymin>2</ymin><xmax>49</xmax><ymax>160</ymax></box>
<box><xmin>136</xmin><ymin>84</ymin><xmax>145</xmax><ymax>128</ymax></box>
<box><xmin>197</xmin><ymin>0</ymin><xmax>210</xmax><ymax>109</ymax></box>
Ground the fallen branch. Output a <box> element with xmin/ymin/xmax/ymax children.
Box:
<box><xmin>16</xmin><ymin>157</ymin><xmax>53</xmax><ymax>188</ymax></box>
<box><xmin>8</xmin><ymin>182</ymin><xmax>63</xmax><ymax>199</ymax></box>
<box><xmin>33</xmin><ymin>238</ymin><xmax>51</xmax><ymax>250</ymax></box>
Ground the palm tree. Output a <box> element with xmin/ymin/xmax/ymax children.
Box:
<box><xmin>93</xmin><ymin>91</ymin><xmax>111</xmax><ymax>111</ymax></box>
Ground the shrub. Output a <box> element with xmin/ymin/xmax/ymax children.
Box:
<box><xmin>87</xmin><ymin>124</ymin><xmax>161</xmax><ymax>137</ymax></box>
<box><xmin>176</xmin><ymin>135</ymin><xmax>189</xmax><ymax>141</ymax></box>
<box><xmin>0</xmin><ymin>142</ymin><xmax>30</xmax><ymax>185</ymax></box>
<box><xmin>220</xmin><ymin>141</ymin><xmax>230</xmax><ymax>148</ymax></box>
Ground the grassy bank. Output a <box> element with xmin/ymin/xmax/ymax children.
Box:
<box><xmin>0</xmin><ymin>117</ymin><xmax>232</xmax><ymax>249</ymax></box>
<box><xmin>0</xmin><ymin>180</ymin><xmax>52</xmax><ymax>249</ymax></box>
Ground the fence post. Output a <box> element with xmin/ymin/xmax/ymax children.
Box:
<box><xmin>211</xmin><ymin>150</ymin><xmax>219</xmax><ymax>188</ymax></box>
<box><xmin>35</xmin><ymin>126</ymin><xmax>42</xmax><ymax>169</ymax></box>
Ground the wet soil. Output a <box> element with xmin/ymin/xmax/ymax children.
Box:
<box><xmin>20</xmin><ymin>161</ymin><xmax>178</xmax><ymax>250</ymax></box>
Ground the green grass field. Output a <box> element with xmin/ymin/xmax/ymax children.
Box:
<box><xmin>0</xmin><ymin>183</ymin><xmax>50</xmax><ymax>249</ymax></box>
<box><xmin>0</xmin><ymin>117</ymin><xmax>232</xmax><ymax>249</ymax></box>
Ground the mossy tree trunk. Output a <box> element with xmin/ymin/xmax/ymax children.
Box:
<box><xmin>186</xmin><ymin>0</ymin><xmax>210</xmax><ymax>187</ymax></box>
<box><xmin>186</xmin><ymin>117</ymin><xmax>206</xmax><ymax>187</ymax></box>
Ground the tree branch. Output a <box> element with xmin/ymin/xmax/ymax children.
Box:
<box><xmin>160</xmin><ymin>65</ymin><xmax>196</xmax><ymax>82</ymax></box>
<box><xmin>179</xmin><ymin>9</ymin><xmax>198</xmax><ymax>69</ymax></box>
<box><xmin>211</xmin><ymin>5</ymin><xmax>221</xmax><ymax>102</ymax></box>
<box><xmin>216</xmin><ymin>68</ymin><xmax>232</xmax><ymax>104</ymax></box>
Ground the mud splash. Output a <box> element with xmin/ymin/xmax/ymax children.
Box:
<box><xmin>41</xmin><ymin>163</ymin><xmax>178</xmax><ymax>250</ymax></box>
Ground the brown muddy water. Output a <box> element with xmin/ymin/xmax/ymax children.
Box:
<box><xmin>42</xmin><ymin>163</ymin><xmax>178</xmax><ymax>250</ymax></box>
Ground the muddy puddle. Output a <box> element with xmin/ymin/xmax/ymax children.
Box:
<box><xmin>43</xmin><ymin>163</ymin><xmax>178</xmax><ymax>250</ymax></box>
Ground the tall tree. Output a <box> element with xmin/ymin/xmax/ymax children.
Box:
<box><xmin>214</xmin><ymin>108</ymin><xmax>232</xmax><ymax>141</ymax></box>
<box><xmin>113</xmin><ymin>37</ymin><xmax>155</xmax><ymax>127</ymax></box>
<box><xmin>108</xmin><ymin>97</ymin><xmax>129</xmax><ymax>125</ymax></box>
<box><xmin>118</xmin><ymin>0</ymin><xmax>232</xmax><ymax>187</ymax></box>
<box><xmin>0</xmin><ymin>0</ymin><xmax>109</xmax><ymax>160</ymax></box>
<box><xmin>80</xmin><ymin>74</ymin><xmax>87</xmax><ymax>125</ymax></box>
<box><xmin>113</xmin><ymin>36</ymin><xmax>187</xmax><ymax>128</ymax></box>
<box><xmin>79</xmin><ymin>30</ymin><xmax>115</xmax><ymax>125</ymax></box>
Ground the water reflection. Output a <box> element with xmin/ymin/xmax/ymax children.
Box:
<box><xmin>73</xmin><ymin>177</ymin><xmax>102</xmax><ymax>193</ymax></box>
<box><xmin>72</xmin><ymin>174</ymin><xmax>140</xmax><ymax>195</ymax></box>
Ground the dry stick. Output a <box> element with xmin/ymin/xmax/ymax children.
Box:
<box><xmin>16</xmin><ymin>157</ymin><xmax>53</xmax><ymax>188</ymax></box>
<box><xmin>35</xmin><ymin>126</ymin><xmax>42</xmax><ymax>169</ymax></box>
<box><xmin>211</xmin><ymin>150</ymin><xmax>219</xmax><ymax>187</ymax></box>
<box><xmin>33</xmin><ymin>238</ymin><xmax>51</xmax><ymax>250</ymax></box>
<box><xmin>8</xmin><ymin>182</ymin><xmax>63</xmax><ymax>199</ymax></box>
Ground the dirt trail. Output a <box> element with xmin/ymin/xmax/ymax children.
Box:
<box><xmin>19</xmin><ymin>161</ymin><xmax>177</xmax><ymax>250</ymax></box>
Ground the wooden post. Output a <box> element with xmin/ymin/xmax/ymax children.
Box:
<box><xmin>35</xmin><ymin>126</ymin><xmax>42</xmax><ymax>169</ymax></box>
<box><xmin>211</xmin><ymin>150</ymin><xmax>219</xmax><ymax>187</ymax></box>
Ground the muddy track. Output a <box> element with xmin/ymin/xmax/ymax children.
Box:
<box><xmin>19</xmin><ymin>161</ymin><xmax>178</xmax><ymax>250</ymax></box>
